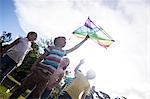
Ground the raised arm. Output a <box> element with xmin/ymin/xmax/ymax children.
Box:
<box><xmin>74</xmin><ymin>59</ymin><xmax>85</xmax><ymax>73</ymax></box>
<box><xmin>66</xmin><ymin>35</ymin><xmax>89</xmax><ymax>54</ymax></box>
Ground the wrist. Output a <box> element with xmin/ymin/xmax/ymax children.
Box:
<box><xmin>85</xmin><ymin>38</ymin><xmax>88</xmax><ymax>40</ymax></box>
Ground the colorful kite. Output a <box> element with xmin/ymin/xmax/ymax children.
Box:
<box><xmin>73</xmin><ymin>17</ymin><xmax>115</xmax><ymax>49</ymax></box>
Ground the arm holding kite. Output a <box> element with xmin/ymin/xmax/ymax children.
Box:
<box><xmin>66</xmin><ymin>35</ymin><xmax>89</xmax><ymax>54</ymax></box>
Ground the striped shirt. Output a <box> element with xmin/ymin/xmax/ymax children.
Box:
<box><xmin>41</xmin><ymin>46</ymin><xmax>66</xmax><ymax>69</ymax></box>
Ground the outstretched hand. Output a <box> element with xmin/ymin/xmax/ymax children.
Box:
<box><xmin>85</xmin><ymin>35</ymin><xmax>90</xmax><ymax>40</ymax></box>
<box><xmin>79</xmin><ymin>59</ymin><xmax>85</xmax><ymax>65</ymax></box>
<box><xmin>74</xmin><ymin>59</ymin><xmax>85</xmax><ymax>72</ymax></box>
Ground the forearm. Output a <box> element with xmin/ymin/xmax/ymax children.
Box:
<box><xmin>1</xmin><ymin>47</ymin><xmax>10</xmax><ymax>54</ymax></box>
<box><xmin>31</xmin><ymin>52</ymin><xmax>47</xmax><ymax>70</ymax></box>
<box><xmin>1</xmin><ymin>38</ymin><xmax>20</xmax><ymax>55</ymax></box>
<box><xmin>34</xmin><ymin>56</ymin><xmax>43</xmax><ymax>65</ymax></box>
<box><xmin>34</xmin><ymin>52</ymin><xmax>47</xmax><ymax>64</ymax></box>
<box><xmin>81</xmin><ymin>93</ymin><xmax>87</xmax><ymax>99</ymax></box>
<box><xmin>66</xmin><ymin>38</ymin><xmax>87</xmax><ymax>53</ymax></box>
<box><xmin>1</xmin><ymin>45</ymin><xmax>14</xmax><ymax>55</ymax></box>
<box><xmin>74</xmin><ymin>59</ymin><xmax>84</xmax><ymax>72</ymax></box>
<box><xmin>74</xmin><ymin>63</ymin><xmax>81</xmax><ymax>72</ymax></box>
<box><xmin>81</xmin><ymin>87</ymin><xmax>90</xmax><ymax>99</ymax></box>
<box><xmin>74</xmin><ymin>39</ymin><xmax>87</xmax><ymax>49</ymax></box>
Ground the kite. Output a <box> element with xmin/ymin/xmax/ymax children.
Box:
<box><xmin>73</xmin><ymin>17</ymin><xmax>115</xmax><ymax>49</ymax></box>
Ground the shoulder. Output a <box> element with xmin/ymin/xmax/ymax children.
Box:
<box><xmin>75</xmin><ymin>70</ymin><xmax>83</xmax><ymax>77</ymax></box>
<box><xmin>76</xmin><ymin>70</ymin><xmax>82</xmax><ymax>74</ymax></box>
<box><xmin>48</xmin><ymin>46</ymin><xmax>55</xmax><ymax>50</ymax></box>
<box><xmin>44</xmin><ymin>46</ymin><xmax>54</xmax><ymax>52</ymax></box>
<box><xmin>11</xmin><ymin>37</ymin><xmax>21</xmax><ymax>44</ymax></box>
<box><xmin>14</xmin><ymin>37</ymin><xmax>21</xmax><ymax>41</ymax></box>
<box><xmin>17</xmin><ymin>37</ymin><xmax>27</xmax><ymax>43</ymax></box>
<box><xmin>18</xmin><ymin>37</ymin><xmax>24</xmax><ymax>41</ymax></box>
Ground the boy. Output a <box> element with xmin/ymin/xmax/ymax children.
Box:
<box><xmin>9</xmin><ymin>35</ymin><xmax>89</xmax><ymax>98</ymax></box>
<box><xmin>32</xmin><ymin>35</ymin><xmax>89</xmax><ymax>72</ymax></box>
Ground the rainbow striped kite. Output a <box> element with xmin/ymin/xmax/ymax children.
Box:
<box><xmin>73</xmin><ymin>17</ymin><xmax>115</xmax><ymax>49</ymax></box>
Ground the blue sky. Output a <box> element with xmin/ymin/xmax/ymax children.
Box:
<box><xmin>0</xmin><ymin>0</ymin><xmax>25</xmax><ymax>39</ymax></box>
<box><xmin>1</xmin><ymin>0</ymin><xmax>150</xmax><ymax>98</ymax></box>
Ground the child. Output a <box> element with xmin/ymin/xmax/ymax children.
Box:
<box><xmin>32</xmin><ymin>35</ymin><xmax>89</xmax><ymax>74</ymax></box>
<box><xmin>28</xmin><ymin>35</ymin><xmax>89</xmax><ymax>98</ymax></box>
<box><xmin>0</xmin><ymin>31</ymin><xmax>37</xmax><ymax>82</ymax></box>
<box><xmin>9</xmin><ymin>35</ymin><xmax>89</xmax><ymax>99</ymax></box>
<box><xmin>58</xmin><ymin>59</ymin><xmax>96</xmax><ymax>99</ymax></box>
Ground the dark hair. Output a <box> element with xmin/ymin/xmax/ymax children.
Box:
<box><xmin>54</xmin><ymin>36</ymin><xmax>66</xmax><ymax>45</ymax></box>
<box><xmin>27</xmin><ymin>31</ymin><xmax>37</xmax><ymax>37</ymax></box>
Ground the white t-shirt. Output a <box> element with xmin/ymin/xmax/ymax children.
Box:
<box><xmin>6</xmin><ymin>37</ymin><xmax>32</xmax><ymax>66</ymax></box>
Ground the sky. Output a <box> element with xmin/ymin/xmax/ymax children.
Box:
<box><xmin>0</xmin><ymin>0</ymin><xmax>25</xmax><ymax>39</ymax></box>
<box><xmin>1</xmin><ymin>0</ymin><xmax>150</xmax><ymax>98</ymax></box>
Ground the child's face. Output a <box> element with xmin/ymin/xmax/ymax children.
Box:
<box><xmin>55</xmin><ymin>37</ymin><xmax>66</xmax><ymax>47</ymax></box>
<box><xmin>28</xmin><ymin>34</ymin><xmax>37</xmax><ymax>42</ymax></box>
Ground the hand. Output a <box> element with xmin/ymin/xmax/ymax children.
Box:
<box><xmin>55</xmin><ymin>68</ymin><xmax>63</xmax><ymax>75</ymax></box>
<box><xmin>85</xmin><ymin>35</ymin><xmax>90</xmax><ymax>40</ymax></box>
<box><xmin>79</xmin><ymin>59</ymin><xmax>85</xmax><ymax>65</ymax></box>
<box><xmin>74</xmin><ymin>59</ymin><xmax>85</xmax><ymax>72</ymax></box>
<box><xmin>31</xmin><ymin>62</ymin><xmax>37</xmax><ymax>71</ymax></box>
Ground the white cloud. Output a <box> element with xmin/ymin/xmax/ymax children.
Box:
<box><xmin>14</xmin><ymin>0</ymin><xmax>150</xmax><ymax>98</ymax></box>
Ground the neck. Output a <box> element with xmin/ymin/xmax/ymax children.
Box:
<box><xmin>26</xmin><ymin>37</ymin><xmax>29</xmax><ymax>41</ymax></box>
<box><xmin>55</xmin><ymin>46</ymin><xmax>62</xmax><ymax>49</ymax></box>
